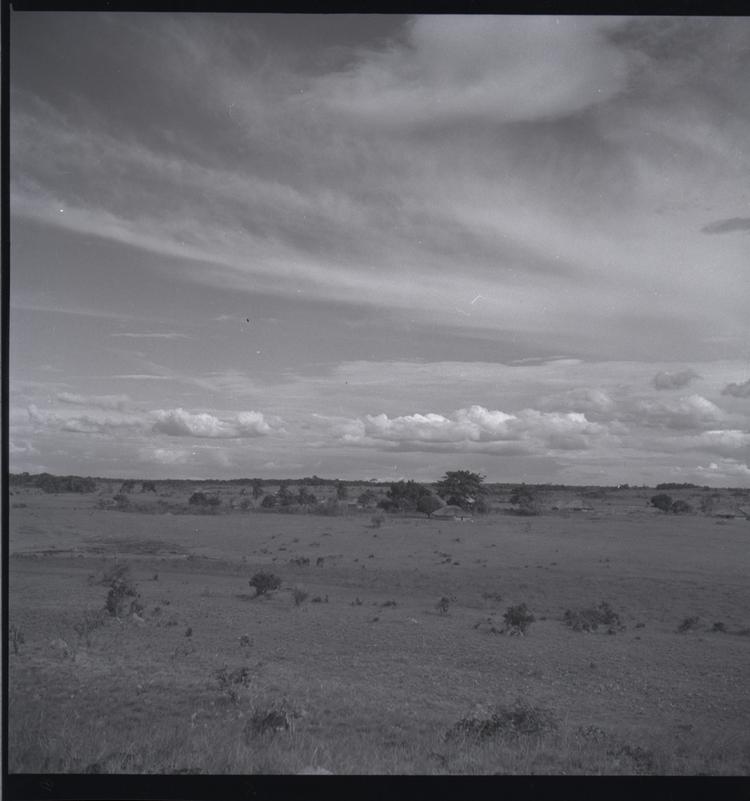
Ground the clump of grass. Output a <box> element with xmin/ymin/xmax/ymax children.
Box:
<box><xmin>99</xmin><ymin>563</ymin><xmax>141</xmax><ymax>618</ymax></box>
<box><xmin>289</xmin><ymin>557</ymin><xmax>310</xmax><ymax>567</ymax></box>
<box><xmin>482</xmin><ymin>591</ymin><xmax>503</xmax><ymax>604</ymax></box>
<box><xmin>606</xmin><ymin>743</ymin><xmax>657</xmax><ymax>774</ymax></box>
<box><xmin>503</xmin><ymin>603</ymin><xmax>535</xmax><ymax>635</ymax></box>
<box><xmin>214</xmin><ymin>665</ymin><xmax>253</xmax><ymax>704</ymax></box>
<box><xmin>381</xmin><ymin>600</ymin><xmax>397</xmax><ymax>608</ymax></box>
<box><xmin>292</xmin><ymin>587</ymin><xmax>309</xmax><ymax>607</ymax></box>
<box><xmin>239</xmin><ymin>634</ymin><xmax>251</xmax><ymax>647</ymax></box>
<box><xmin>9</xmin><ymin>624</ymin><xmax>25</xmax><ymax>655</ymax></box>
<box><xmin>249</xmin><ymin>571</ymin><xmax>282</xmax><ymax>598</ymax></box>
<box><xmin>445</xmin><ymin>700</ymin><xmax>558</xmax><ymax>743</ymax></box>
<box><xmin>436</xmin><ymin>596</ymin><xmax>456</xmax><ymax>616</ymax></box>
<box><xmin>712</xmin><ymin>621</ymin><xmax>727</xmax><ymax>633</ymax></box>
<box><xmin>351</xmin><ymin>597</ymin><xmax>363</xmax><ymax>606</ymax></box>
<box><xmin>677</xmin><ymin>616</ymin><xmax>700</xmax><ymax>633</ymax></box>
<box><xmin>73</xmin><ymin>609</ymin><xmax>107</xmax><ymax>647</ymax></box>
<box><xmin>243</xmin><ymin>701</ymin><xmax>298</xmax><ymax>740</ymax></box>
<box><xmin>563</xmin><ymin>602</ymin><xmax>624</xmax><ymax>633</ymax></box>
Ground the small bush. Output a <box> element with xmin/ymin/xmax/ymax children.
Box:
<box><xmin>712</xmin><ymin>621</ymin><xmax>727</xmax><ymax>633</ymax></box>
<box><xmin>677</xmin><ymin>616</ymin><xmax>700</xmax><ymax>633</ymax></box>
<box><xmin>249</xmin><ymin>571</ymin><xmax>282</xmax><ymax>597</ymax></box>
<box><xmin>214</xmin><ymin>665</ymin><xmax>253</xmax><ymax>704</ymax></box>
<box><xmin>73</xmin><ymin>609</ymin><xmax>107</xmax><ymax>646</ymax></box>
<box><xmin>445</xmin><ymin>701</ymin><xmax>558</xmax><ymax>743</ymax></box>
<box><xmin>99</xmin><ymin>564</ymin><xmax>140</xmax><ymax>618</ymax></box>
<box><xmin>650</xmin><ymin>493</ymin><xmax>673</xmax><ymax>513</ymax></box>
<box><xmin>292</xmin><ymin>587</ymin><xmax>309</xmax><ymax>607</ymax></box>
<box><xmin>244</xmin><ymin>701</ymin><xmax>297</xmax><ymax>740</ymax></box>
<box><xmin>671</xmin><ymin>499</ymin><xmax>692</xmax><ymax>514</ymax></box>
<box><xmin>503</xmin><ymin>603</ymin><xmax>535</xmax><ymax>635</ymax></box>
<box><xmin>563</xmin><ymin>602</ymin><xmax>624</xmax><ymax>633</ymax></box>
<box><xmin>370</xmin><ymin>512</ymin><xmax>385</xmax><ymax>528</ymax></box>
<box><xmin>436</xmin><ymin>596</ymin><xmax>455</xmax><ymax>616</ymax></box>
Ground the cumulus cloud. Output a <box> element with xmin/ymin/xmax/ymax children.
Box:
<box><xmin>633</xmin><ymin>394</ymin><xmax>724</xmax><ymax>430</ymax></box>
<box><xmin>139</xmin><ymin>446</ymin><xmax>191</xmax><ymax>465</ymax></box>
<box><xmin>312</xmin><ymin>16</ymin><xmax>631</xmax><ymax>128</ymax></box>
<box><xmin>695</xmin><ymin>459</ymin><xmax>750</xmax><ymax>480</ymax></box>
<box><xmin>722</xmin><ymin>378</ymin><xmax>750</xmax><ymax>398</ymax></box>
<box><xmin>693</xmin><ymin>429</ymin><xmax>750</xmax><ymax>457</ymax></box>
<box><xmin>652</xmin><ymin>369</ymin><xmax>700</xmax><ymax>390</ymax></box>
<box><xmin>151</xmin><ymin>407</ymin><xmax>275</xmax><ymax>438</ymax></box>
<box><xmin>27</xmin><ymin>404</ymin><xmax>143</xmax><ymax>435</ymax></box>
<box><xmin>57</xmin><ymin>392</ymin><xmax>131</xmax><ymax>410</ymax></box>
<box><xmin>335</xmin><ymin>404</ymin><xmax>609</xmax><ymax>454</ymax></box>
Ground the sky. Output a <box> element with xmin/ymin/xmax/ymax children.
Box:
<box><xmin>9</xmin><ymin>12</ymin><xmax>750</xmax><ymax>484</ymax></box>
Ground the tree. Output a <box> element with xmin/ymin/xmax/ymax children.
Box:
<box><xmin>381</xmin><ymin>480</ymin><xmax>430</xmax><ymax>512</ymax></box>
<box><xmin>276</xmin><ymin>481</ymin><xmax>294</xmax><ymax>507</ymax></box>
<box><xmin>261</xmin><ymin>493</ymin><xmax>277</xmax><ymax>509</ymax></box>
<box><xmin>650</xmin><ymin>494</ymin><xmax>673</xmax><ymax>513</ymax></box>
<box><xmin>435</xmin><ymin>470</ymin><xmax>485</xmax><ymax>510</ymax></box>
<box><xmin>358</xmin><ymin>489</ymin><xmax>378</xmax><ymax>508</ymax></box>
<box><xmin>296</xmin><ymin>487</ymin><xmax>317</xmax><ymax>506</ymax></box>
<box><xmin>671</xmin><ymin>499</ymin><xmax>692</xmax><ymax>514</ymax></box>
<box><xmin>141</xmin><ymin>481</ymin><xmax>157</xmax><ymax>493</ymax></box>
<box><xmin>509</xmin><ymin>485</ymin><xmax>539</xmax><ymax>516</ymax></box>
<box><xmin>251</xmin><ymin>479</ymin><xmax>264</xmax><ymax>500</ymax></box>
<box><xmin>335</xmin><ymin>481</ymin><xmax>348</xmax><ymax>501</ymax></box>
<box><xmin>417</xmin><ymin>493</ymin><xmax>444</xmax><ymax>518</ymax></box>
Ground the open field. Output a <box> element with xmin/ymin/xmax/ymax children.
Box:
<box><xmin>8</xmin><ymin>486</ymin><xmax>750</xmax><ymax>775</ymax></box>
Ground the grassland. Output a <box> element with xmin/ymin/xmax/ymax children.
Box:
<box><xmin>7</xmin><ymin>483</ymin><xmax>750</xmax><ymax>775</ymax></box>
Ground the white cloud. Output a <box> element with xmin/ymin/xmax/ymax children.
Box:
<box><xmin>336</xmin><ymin>404</ymin><xmax>610</xmax><ymax>454</ymax></box>
<box><xmin>151</xmin><ymin>407</ymin><xmax>276</xmax><ymax>438</ymax></box>
<box><xmin>310</xmin><ymin>17</ymin><xmax>631</xmax><ymax>128</ymax></box>
<box><xmin>632</xmin><ymin>394</ymin><xmax>725</xmax><ymax>430</ymax></box>
<box><xmin>57</xmin><ymin>392</ymin><xmax>131</xmax><ymax>411</ymax></box>
<box><xmin>140</xmin><ymin>446</ymin><xmax>191</xmax><ymax>465</ymax></box>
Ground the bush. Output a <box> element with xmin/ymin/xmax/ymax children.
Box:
<box><xmin>292</xmin><ymin>587</ymin><xmax>309</xmax><ymax>607</ymax></box>
<box><xmin>563</xmin><ymin>602</ymin><xmax>624</xmax><ymax>633</ymax></box>
<box><xmin>503</xmin><ymin>603</ymin><xmax>535</xmax><ymax>635</ymax></box>
<box><xmin>214</xmin><ymin>665</ymin><xmax>253</xmax><ymax>704</ymax></box>
<box><xmin>260</xmin><ymin>493</ymin><xmax>277</xmax><ymax>509</ymax></box>
<box><xmin>101</xmin><ymin>565</ymin><xmax>140</xmax><ymax>618</ymax></box>
<box><xmin>189</xmin><ymin>492</ymin><xmax>220</xmax><ymax>508</ymax></box>
<box><xmin>677</xmin><ymin>615</ymin><xmax>700</xmax><ymax>633</ymax></box>
<box><xmin>73</xmin><ymin>609</ymin><xmax>107</xmax><ymax>646</ymax></box>
<box><xmin>671</xmin><ymin>499</ymin><xmax>692</xmax><ymax>514</ymax></box>
<box><xmin>370</xmin><ymin>512</ymin><xmax>385</xmax><ymax>528</ymax></box>
<box><xmin>650</xmin><ymin>493</ymin><xmax>673</xmax><ymax>513</ymax></box>
<box><xmin>112</xmin><ymin>493</ymin><xmax>130</xmax><ymax>510</ymax></box>
<box><xmin>445</xmin><ymin>701</ymin><xmax>558</xmax><ymax>743</ymax></box>
<box><xmin>436</xmin><ymin>596</ymin><xmax>455</xmax><ymax>616</ymax></box>
<box><xmin>249</xmin><ymin>571</ymin><xmax>281</xmax><ymax>597</ymax></box>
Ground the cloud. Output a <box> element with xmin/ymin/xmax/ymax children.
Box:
<box><xmin>695</xmin><ymin>459</ymin><xmax>750</xmax><ymax>481</ymax></box>
<box><xmin>139</xmin><ymin>446</ymin><xmax>191</xmax><ymax>465</ymax></box>
<box><xmin>310</xmin><ymin>17</ymin><xmax>631</xmax><ymax>128</ymax></box>
<box><xmin>57</xmin><ymin>392</ymin><xmax>131</xmax><ymax>410</ymax></box>
<box><xmin>722</xmin><ymin>378</ymin><xmax>750</xmax><ymax>398</ymax></box>
<box><xmin>652</xmin><ymin>369</ymin><xmax>700</xmax><ymax>390</ymax></box>
<box><xmin>334</xmin><ymin>404</ymin><xmax>610</xmax><ymax>454</ymax></box>
<box><xmin>633</xmin><ymin>394</ymin><xmax>725</xmax><ymax>430</ymax></box>
<box><xmin>27</xmin><ymin>404</ymin><xmax>144</xmax><ymax>435</ymax></box>
<box><xmin>701</xmin><ymin>217</ymin><xmax>750</xmax><ymax>234</ymax></box>
<box><xmin>151</xmin><ymin>407</ymin><xmax>276</xmax><ymax>438</ymax></box>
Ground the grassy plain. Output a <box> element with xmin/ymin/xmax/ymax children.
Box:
<box><xmin>7</xmin><ymin>485</ymin><xmax>750</xmax><ymax>775</ymax></box>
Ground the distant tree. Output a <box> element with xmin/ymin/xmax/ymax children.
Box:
<box><xmin>189</xmin><ymin>491</ymin><xmax>220</xmax><ymax>508</ymax></box>
<box><xmin>119</xmin><ymin>480</ymin><xmax>136</xmax><ymax>494</ymax></box>
<box><xmin>335</xmin><ymin>481</ymin><xmax>349</xmax><ymax>501</ymax></box>
<box><xmin>296</xmin><ymin>487</ymin><xmax>318</xmax><ymax>506</ymax></box>
<box><xmin>435</xmin><ymin>470</ymin><xmax>485</xmax><ymax>510</ymax></box>
<box><xmin>510</xmin><ymin>485</ymin><xmax>539</xmax><ymax>515</ymax></box>
<box><xmin>357</xmin><ymin>489</ymin><xmax>378</xmax><ymax>508</ymax></box>
<box><xmin>261</xmin><ymin>493</ymin><xmax>277</xmax><ymax>509</ymax></box>
<box><xmin>277</xmin><ymin>482</ymin><xmax>294</xmax><ymax>507</ymax></box>
<box><xmin>417</xmin><ymin>493</ymin><xmax>444</xmax><ymax>518</ymax></box>
<box><xmin>650</xmin><ymin>494</ymin><xmax>673</xmax><ymax>513</ymax></box>
<box><xmin>671</xmin><ymin>499</ymin><xmax>692</xmax><ymax>514</ymax></box>
<box><xmin>141</xmin><ymin>481</ymin><xmax>157</xmax><ymax>493</ymax></box>
<box><xmin>251</xmin><ymin>479</ymin><xmax>264</xmax><ymax>500</ymax></box>
<box><xmin>381</xmin><ymin>480</ymin><xmax>430</xmax><ymax>512</ymax></box>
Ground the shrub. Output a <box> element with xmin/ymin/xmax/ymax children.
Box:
<box><xmin>482</xmin><ymin>591</ymin><xmax>503</xmax><ymax>603</ymax></box>
<box><xmin>214</xmin><ymin>665</ymin><xmax>253</xmax><ymax>704</ymax></box>
<box><xmin>436</xmin><ymin>596</ymin><xmax>454</xmax><ymax>616</ymax></box>
<box><xmin>563</xmin><ymin>602</ymin><xmax>624</xmax><ymax>633</ymax></box>
<box><xmin>249</xmin><ymin>571</ymin><xmax>281</xmax><ymax>597</ymax></box>
<box><xmin>671</xmin><ymin>499</ymin><xmax>692</xmax><ymax>514</ymax></box>
<box><xmin>292</xmin><ymin>587</ymin><xmax>309</xmax><ymax>607</ymax></box>
<box><xmin>370</xmin><ymin>512</ymin><xmax>385</xmax><ymax>528</ymax></box>
<box><xmin>73</xmin><ymin>609</ymin><xmax>107</xmax><ymax>646</ymax></box>
<box><xmin>113</xmin><ymin>493</ymin><xmax>130</xmax><ymax>510</ymax></box>
<box><xmin>99</xmin><ymin>563</ymin><xmax>141</xmax><ymax>618</ymax></box>
<box><xmin>503</xmin><ymin>603</ymin><xmax>535</xmax><ymax>635</ymax></box>
<box><xmin>417</xmin><ymin>493</ymin><xmax>444</xmax><ymax>518</ymax></box>
<box><xmin>677</xmin><ymin>616</ymin><xmax>700</xmax><ymax>633</ymax></box>
<box><xmin>712</xmin><ymin>621</ymin><xmax>727</xmax><ymax>633</ymax></box>
<box><xmin>445</xmin><ymin>701</ymin><xmax>558</xmax><ymax>743</ymax></box>
<box><xmin>239</xmin><ymin>498</ymin><xmax>252</xmax><ymax>511</ymax></box>
<box><xmin>260</xmin><ymin>493</ymin><xmax>277</xmax><ymax>509</ymax></box>
<box><xmin>650</xmin><ymin>493</ymin><xmax>673</xmax><ymax>513</ymax></box>
<box><xmin>244</xmin><ymin>701</ymin><xmax>297</xmax><ymax>740</ymax></box>
<box><xmin>189</xmin><ymin>492</ymin><xmax>220</xmax><ymax>508</ymax></box>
